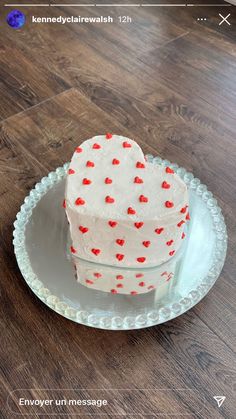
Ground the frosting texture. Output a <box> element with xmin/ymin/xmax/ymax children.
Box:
<box><xmin>65</xmin><ymin>134</ymin><xmax>189</xmax><ymax>267</ymax></box>
<box><xmin>72</xmin><ymin>254</ymin><xmax>181</xmax><ymax>295</ymax></box>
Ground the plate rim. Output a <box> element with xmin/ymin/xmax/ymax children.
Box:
<box><xmin>13</xmin><ymin>155</ymin><xmax>228</xmax><ymax>330</ymax></box>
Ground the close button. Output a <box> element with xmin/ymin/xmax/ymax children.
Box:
<box><xmin>219</xmin><ymin>13</ymin><xmax>231</xmax><ymax>26</ymax></box>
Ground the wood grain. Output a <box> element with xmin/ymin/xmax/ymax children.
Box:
<box><xmin>0</xmin><ymin>2</ymin><xmax>236</xmax><ymax>418</ymax></box>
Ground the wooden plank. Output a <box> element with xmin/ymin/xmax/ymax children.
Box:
<box><xmin>0</xmin><ymin>7</ymin><xmax>71</xmax><ymax>121</ymax></box>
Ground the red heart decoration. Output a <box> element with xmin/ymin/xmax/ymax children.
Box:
<box><xmin>86</xmin><ymin>279</ymin><xmax>94</xmax><ymax>285</ymax></box>
<box><xmin>139</xmin><ymin>195</ymin><xmax>148</xmax><ymax>203</ymax></box>
<box><xmin>105</xmin><ymin>195</ymin><xmax>115</xmax><ymax>204</ymax></box>
<box><xmin>181</xmin><ymin>232</ymin><xmax>186</xmax><ymax>239</ymax></box>
<box><xmin>79</xmin><ymin>226</ymin><xmax>89</xmax><ymax>234</ymax></box>
<box><xmin>116</xmin><ymin>283</ymin><xmax>124</xmax><ymax>288</ymax></box>
<box><xmin>75</xmin><ymin>197</ymin><xmax>85</xmax><ymax>206</ymax></box>
<box><xmin>180</xmin><ymin>205</ymin><xmax>188</xmax><ymax>214</ymax></box>
<box><xmin>116</xmin><ymin>239</ymin><xmax>125</xmax><ymax>246</ymax></box>
<box><xmin>106</xmin><ymin>133</ymin><xmax>113</xmax><ymax>139</ymax></box>
<box><xmin>136</xmin><ymin>161</ymin><xmax>145</xmax><ymax>169</ymax></box>
<box><xmin>116</xmin><ymin>254</ymin><xmax>124</xmax><ymax>261</ymax></box>
<box><xmin>116</xmin><ymin>275</ymin><xmax>124</xmax><ymax>280</ymax></box>
<box><xmin>139</xmin><ymin>281</ymin><xmax>145</xmax><ymax>287</ymax></box>
<box><xmin>136</xmin><ymin>273</ymin><xmax>143</xmax><ymax>278</ymax></box>
<box><xmin>91</xmin><ymin>248</ymin><xmax>101</xmax><ymax>256</ymax></box>
<box><xmin>155</xmin><ymin>227</ymin><xmax>164</xmax><ymax>234</ymax></box>
<box><xmin>123</xmin><ymin>141</ymin><xmax>132</xmax><ymax>148</ymax></box>
<box><xmin>134</xmin><ymin>222</ymin><xmax>144</xmax><ymax>229</ymax></box>
<box><xmin>68</xmin><ymin>168</ymin><xmax>75</xmax><ymax>175</ymax></box>
<box><xmin>137</xmin><ymin>257</ymin><xmax>146</xmax><ymax>263</ymax></box>
<box><xmin>177</xmin><ymin>220</ymin><xmax>185</xmax><ymax>227</ymax></box>
<box><xmin>112</xmin><ymin>158</ymin><xmax>120</xmax><ymax>165</ymax></box>
<box><xmin>108</xmin><ymin>221</ymin><xmax>117</xmax><ymax>228</ymax></box>
<box><xmin>75</xmin><ymin>146</ymin><xmax>82</xmax><ymax>153</ymax></box>
<box><xmin>161</xmin><ymin>271</ymin><xmax>167</xmax><ymax>277</ymax></box>
<box><xmin>92</xmin><ymin>143</ymin><xmax>101</xmax><ymax>149</ymax></box>
<box><xmin>134</xmin><ymin>176</ymin><xmax>143</xmax><ymax>184</ymax></box>
<box><xmin>94</xmin><ymin>272</ymin><xmax>102</xmax><ymax>278</ymax></box>
<box><xmin>166</xmin><ymin>167</ymin><xmax>174</xmax><ymax>174</ymax></box>
<box><xmin>127</xmin><ymin>207</ymin><xmax>136</xmax><ymax>215</ymax></box>
<box><xmin>86</xmin><ymin>160</ymin><xmax>94</xmax><ymax>167</ymax></box>
<box><xmin>62</xmin><ymin>199</ymin><xmax>66</xmax><ymax>208</ymax></box>
<box><xmin>142</xmin><ymin>241</ymin><xmax>150</xmax><ymax>248</ymax></box>
<box><xmin>165</xmin><ymin>201</ymin><xmax>174</xmax><ymax>208</ymax></box>
<box><xmin>186</xmin><ymin>212</ymin><xmax>190</xmax><ymax>221</ymax></box>
<box><xmin>105</xmin><ymin>177</ymin><xmax>112</xmax><ymax>184</ymax></box>
<box><xmin>83</xmin><ymin>178</ymin><xmax>91</xmax><ymax>185</ymax></box>
<box><xmin>70</xmin><ymin>246</ymin><xmax>76</xmax><ymax>254</ymax></box>
<box><xmin>130</xmin><ymin>291</ymin><xmax>138</xmax><ymax>295</ymax></box>
<box><xmin>169</xmin><ymin>250</ymin><xmax>175</xmax><ymax>256</ymax></box>
<box><xmin>166</xmin><ymin>239</ymin><xmax>174</xmax><ymax>246</ymax></box>
<box><xmin>162</xmin><ymin>181</ymin><xmax>170</xmax><ymax>189</ymax></box>
<box><xmin>111</xmin><ymin>288</ymin><xmax>117</xmax><ymax>294</ymax></box>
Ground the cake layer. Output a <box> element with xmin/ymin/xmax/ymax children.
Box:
<box><xmin>65</xmin><ymin>134</ymin><xmax>189</xmax><ymax>267</ymax></box>
<box><xmin>72</xmin><ymin>251</ymin><xmax>181</xmax><ymax>295</ymax></box>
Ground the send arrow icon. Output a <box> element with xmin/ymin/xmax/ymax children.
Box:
<box><xmin>213</xmin><ymin>396</ymin><xmax>226</xmax><ymax>408</ymax></box>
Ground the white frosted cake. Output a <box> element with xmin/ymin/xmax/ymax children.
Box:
<box><xmin>64</xmin><ymin>134</ymin><xmax>189</xmax><ymax>271</ymax></box>
<box><xmin>72</xmin><ymin>251</ymin><xmax>183</xmax><ymax>295</ymax></box>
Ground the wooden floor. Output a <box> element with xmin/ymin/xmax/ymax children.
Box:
<box><xmin>1</xmin><ymin>1</ymin><xmax>236</xmax><ymax>418</ymax></box>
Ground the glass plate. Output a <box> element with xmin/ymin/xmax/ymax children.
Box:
<box><xmin>13</xmin><ymin>156</ymin><xmax>227</xmax><ymax>330</ymax></box>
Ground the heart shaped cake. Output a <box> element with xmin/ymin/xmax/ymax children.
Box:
<box><xmin>65</xmin><ymin>134</ymin><xmax>189</xmax><ymax>268</ymax></box>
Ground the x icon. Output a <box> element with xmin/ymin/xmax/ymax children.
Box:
<box><xmin>219</xmin><ymin>13</ymin><xmax>231</xmax><ymax>26</ymax></box>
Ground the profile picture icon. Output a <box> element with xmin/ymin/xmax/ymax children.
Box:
<box><xmin>6</xmin><ymin>10</ymin><xmax>26</xmax><ymax>29</ymax></box>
